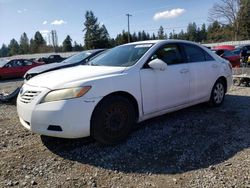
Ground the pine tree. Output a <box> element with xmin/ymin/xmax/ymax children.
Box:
<box><xmin>0</xmin><ymin>44</ymin><xmax>9</xmax><ymax>57</ymax></box>
<box><xmin>19</xmin><ymin>32</ymin><xmax>29</xmax><ymax>54</ymax></box>
<box><xmin>32</xmin><ymin>31</ymin><xmax>46</xmax><ymax>53</ymax></box>
<box><xmin>152</xmin><ymin>33</ymin><xmax>156</xmax><ymax>40</ymax></box>
<box><xmin>187</xmin><ymin>22</ymin><xmax>197</xmax><ymax>41</ymax></box>
<box><xmin>158</xmin><ymin>26</ymin><xmax>165</xmax><ymax>39</ymax></box>
<box><xmin>62</xmin><ymin>35</ymin><xmax>73</xmax><ymax>52</ymax></box>
<box><xmin>8</xmin><ymin>39</ymin><xmax>19</xmax><ymax>56</ymax></box>
<box><xmin>73</xmin><ymin>41</ymin><xmax>83</xmax><ymax>51</ymax></box>
<box><xmin>131</xmin><ymin>32</ymin><xmax>138</xmax><ymax>42</ymax></box>
<box><xmin>99</xmin><ymin>24</ymin><xmax>110</xmax><ymax>48</ymax></box>
<box><xmin>83</xmin><ymin>11</ymin><xmax>103</xmax><ymax>49</ymax></box>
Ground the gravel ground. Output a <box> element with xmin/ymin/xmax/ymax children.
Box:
<box><xmin>0</xmin><ymin>80</ymin><xmax>250</xmax><ymax>188</ymax></box>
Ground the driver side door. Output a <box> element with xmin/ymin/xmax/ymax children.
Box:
<box><xmin>140</xmin><ymin>43</ymin><xmax>190</xmax><ymax>115</ymax></box>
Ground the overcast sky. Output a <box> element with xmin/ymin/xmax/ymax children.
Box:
<box><xmin>0</xmin><ymin>0</ymin><xmax>219</xmax><ymax>45</ymax></box>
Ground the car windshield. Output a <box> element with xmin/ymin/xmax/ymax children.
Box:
<box><xmin>0</xmin><ymin>59</ymin><xmax>7</xmax><ymax>68</ymax></box>
<box><xmin>62</xmin><ymin>51</ymin><xmax>92</xmax><ymax>64</ymax></box>
<box><xmin>89</xmin><ymin>44</ymin><xmax>153</xmax><ymax>67</ymax></box>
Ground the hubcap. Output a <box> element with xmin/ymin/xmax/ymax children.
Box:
<box><xmin>213</xmin><ymin>83</ymin><xmax>224</xmax><ymax>104</ymax></box>
<box><xmin>103</xmin><ymin>104</ymin><xmax>128</xmax><ymax>136</ymax></box>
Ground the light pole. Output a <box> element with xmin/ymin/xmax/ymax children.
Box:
<box><xmin>126</xmin><ymin>13</ymin><xmax>132</xmax><ymax>43</ymax></box>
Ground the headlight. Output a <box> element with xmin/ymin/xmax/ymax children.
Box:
<box><xmin>40</xmin><ymin>86</ymin><xmax>91</xmax><ymax>103</ymax></box>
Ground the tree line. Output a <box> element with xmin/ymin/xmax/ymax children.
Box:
<box><xmin>0</xmin><ymin>0</ymin><xmax>249</xmax><ymax>57</ymax></box>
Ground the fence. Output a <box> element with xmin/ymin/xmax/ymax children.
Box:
<box><xmin>204</xmin><ymin>40</ymin><xmax>250</xmax><ymax>48</ymax></box>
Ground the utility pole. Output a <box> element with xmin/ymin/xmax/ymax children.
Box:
<box><xmin>126</xmin><ymin>13</ymin><xmax>132</xmax><ymax>43</ymax></box>
<box><xmin>51</xmin><ymin>30</ymin><xmax>58</xmax><ymax>52</ymax></box>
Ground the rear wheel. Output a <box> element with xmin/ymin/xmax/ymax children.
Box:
<box><xmin>209</xmin><ymin>79</ymin><xmax>226</xmax><ymax>107</ymax></box>
<box><xmin>91</xmin><ymin>96</ymin><xmax>135</xmax><ymax>145</ymax></box>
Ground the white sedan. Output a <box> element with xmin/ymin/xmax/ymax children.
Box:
<box><xmin>17</xmin><ymin>40</ymin><xmax>232</xmax><ymax>144</ymax></box>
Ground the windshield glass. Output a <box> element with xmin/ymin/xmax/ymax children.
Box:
<box><xmin>0</xmin><ymin>59</ymin><xmax>7</xmax><ymax>68</ymax></box>
<box><xmin>62</xmin><ymin>51</ymin><xmax>92</xmax><ymax>64</ymax></box>
<box><xmin>89</xmin><ymin>44</ymin><xmax>153</xmax><ymax>67</ymax></box>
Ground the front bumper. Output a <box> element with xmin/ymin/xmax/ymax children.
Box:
<box><xmin>17</xmin><ymin>84</ymin><xmax>101</xmax><ymax>138</ymax></box>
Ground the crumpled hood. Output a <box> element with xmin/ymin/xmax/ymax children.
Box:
<box><xmin>26</xmin><ymin>62</ymin><xmax>73</xmax><ymax>74</ymax></box>
<box><xmin>26</xmin><ymin>65</ymin><xmax>126</xmax><ymax>89</ymax></box>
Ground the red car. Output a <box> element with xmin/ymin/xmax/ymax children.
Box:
<box><xmin>0</xmin><ymin>59</ymin><xmax>42</xmax><ymax>79</ymax></box>
<box><xmin>212</xmin><ymin>49</ymin><xmax>240</xmax><ymax>67</ymax></box>
<box><xmin>213</xmin><ymin>45</ymin><xmax>235</xmax><ymax>51</ymax></box>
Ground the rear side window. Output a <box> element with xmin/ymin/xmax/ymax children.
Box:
<box><xmin>23</xmin><ymin>60</ymin><xmax>33</xmax><ymax>66</ymax></box>
<box><xmin>183</xmin><ymin>44</ymin><xmax>214</xmax><ymax>63</ymax></box>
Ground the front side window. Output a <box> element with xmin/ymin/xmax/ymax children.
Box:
<box><xmin>89</xmin><ymin>44</ymin><xmax>153</xmax><ymax>67</ymax></box>
<box><xmin>23</xmin><ymin>60</ymin><xmax>33</xmax><ymax>66</ymax></box>
<box><xmin>9</xmin><ymin>60</ymin><xmax>23</xmax><ymax>67</ymax></box>
<box><xmin>150</xmin><ymin>44</ymin><xmax>183</xmax><ymax>65</ymax></box>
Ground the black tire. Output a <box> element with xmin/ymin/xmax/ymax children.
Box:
<box><xmin>209</xmin><ymin>79</ymin><xmax>226</xmax><ymax>107</ymax></box>
<box><xmin>91</xmin><ymin>95</ymin><xmax>135</xmax><ymax>145</ymax></box>
<box><xmin>233</xmin><ymin>78</ymin><xmax>241</xmax><ymax>86</ymax></box>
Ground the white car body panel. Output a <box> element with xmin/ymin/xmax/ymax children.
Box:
<box><xmin>17</xmin><ymin>40</ymin><xmax>233</xmax><ymax>139</ymax></box>
<box><xmin>140</xmin><ymin>63</ymin><xmax>189</xmax><ymax>115</ymax></box>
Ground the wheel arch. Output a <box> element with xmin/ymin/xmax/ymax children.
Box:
<box><xmin>217</xmin><ymin>76</ymin><xmax>227</xmax><ymax>92</ymax></box>
<box><xmin>91</xmin><ymin>91</ymin><xmax>140</xmax><ymax>122</ymax></box>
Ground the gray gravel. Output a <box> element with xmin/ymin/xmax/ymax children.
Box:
<box><xmin>0</xmin><ymin>79</ymin><xmax>250</xmax><ymax>188</ymax></box>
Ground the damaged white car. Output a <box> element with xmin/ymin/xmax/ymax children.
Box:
<box><xmin>17</xmin><ymin>40</ymin><xmax>232</xmax><ymax>144</ymax></box>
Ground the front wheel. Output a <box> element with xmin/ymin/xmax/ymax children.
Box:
<box><xmin>91</xmin><ymin>96</ymin><xmax>135</xmax><ymax>145</ymax></box>
<box><xmin>209</xmin><ymin>80</ymin><xmax>226</xmax><ymax>107</ymax></box>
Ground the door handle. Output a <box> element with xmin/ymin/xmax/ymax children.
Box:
<box><xmin>180</xmin><ymin>69</ymin><xmax>189</xmax><ymax>74</ymax></box>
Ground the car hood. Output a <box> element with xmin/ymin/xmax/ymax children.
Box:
<box><xmin>26</xmin><ymin>62</ymin><xmax>75</xmax><ymax>74</ymax></box>
<box><xmin>26</xmin><ymin>65</ymin><xmax>126</xmax><ymax>89</ymax></box>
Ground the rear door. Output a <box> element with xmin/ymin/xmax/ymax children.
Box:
<box><xmin>181</xmin><ymin>43</ymin><xmax>219</xmax><ymax>102</ymax></box>
<box><xmin>22</xmin><ymin>60</ymin><xmax>35</xmax><ymax>74</ymax></box>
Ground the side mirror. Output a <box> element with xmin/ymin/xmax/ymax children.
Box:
<box><xmin>148</xmin><ymin>58</ymin><xmax>167</xmax><ymax>71</ymax></box>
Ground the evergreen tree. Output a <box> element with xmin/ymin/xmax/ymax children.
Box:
<box><xmin>73</xmin><ymin>41</ymin><xmax>84</xmax><ymax>51</ymax></box>
<box><xmin>152</xmin><ymin>33</ymin><xmax>156</xmax><ymax>40</ymax></box>
<box><xmin>62</xmin><ymin>35</ymin><xmax>73</xmax><ymax>52</ymax></box>
<box><xmin>158</xmin><ymin>26</ymin><xmax>165</xmax><ymax>39</ymax></box>
<box><xmin>177</xmin><ymin>30</ymin><xmax>187</xmax><ymax>40</ymax></box>
<box><xmin>115</xmin><ymin>30</ymin><xmax>129</xmax><ymax>45</ymax></box>
<box><xmin>19</xmin><ymin>32</ymin><xmax>29</xmax><ymax>54</ymax></box>
<box><xmin>0</xmin><ymin>44</ymin><xmax>9</xmax><ymax>57</ymax></box>
<box><xmin>187</xmin><ymin>22</ymin><xmax>197</xmax><ymax>41</ymax></box>
<box><xmin>168</xmin><ymin>32</ymin><xmax>173</xmax><ymax>39</ymax></box>
<box><xmin>32</xmin><ymin>31</ymin><xmax>46</xmax><ymax>53</ymax></box>
<box><xmin>99</xmin><ymin>24</ymin><xmax>110</xmax><ymax>48</ymax></box>
<box><xmin>200</xmin><ymin>24</ymin><xmax>207</xmax><ymax>42</ymax></box>
<box><xmin>29</xmin><ymin>38</ymin><xmax>35</xmax><ymax>53</ymax></box>
<box><xmin>207</xmin><ymin>21</ymin><xmax>229</xmax><ymax>42</ymax></box>
<box><xmin>131</xmin><ymin>32</ymin><xmax>138</xmax><ymax>42</ymax></box>
<box><xmin>8</xmin><ymin>39</ymin><xmax>19</xmax><ymax>56</ymax></box>
<box><xmin>83</xmin><ymin>10</ymin><xmax>104</xmax><ymax>49</ymax></box>
<box><xmin>138</xmin><ymin>31</ymin><xmax>142</xmax><ymax>41</ymax></box>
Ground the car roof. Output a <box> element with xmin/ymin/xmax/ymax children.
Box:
<box><xmin>122</xmin><ymin>39</ymin><xmax>205</xmax><ymax>46</ymax></box>
<box><xmin>83</xmin><ymin>49</ymin><xmax>106</xmax><ymax>53</ymax></box>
